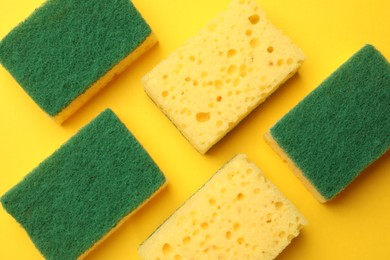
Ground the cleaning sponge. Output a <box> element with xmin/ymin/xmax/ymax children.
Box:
<box><xmin>1</xmin><ymin>109</ymin><xmax>166</xmax><ymax>260</ymax></box>
<box><xmin>0</xmin><ymin>0</ymin><xmax>156</xmax><ymax>123</ymax></box>
<box><xmin>265</xmin><ymin>44</ymin><xmax>390</xmax><ymax>202</ymax></box>
<box><xmin>139</xmin><ymin>154</ymin><xmax>306</xmax><ymax>259</ymax></box>
<box><xmin>142</xmin><ymin>0</ymin><xmax>304</xmax><ymax>154</ymax></box>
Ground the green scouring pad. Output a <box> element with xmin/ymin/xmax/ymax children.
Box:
<box><xmin>1</xmin><ymin>109</ymin><xmax>166</xmax><ymax>260</ymax></box>
<box><xmin>0</xmin><ymin>0</ymin><xmax>157</xmax><ymax>123</ymax></box>
<box><xmin>265</xmin><ymin>44</ymin><xmax>390</xmax><ymax>202</ymax></box>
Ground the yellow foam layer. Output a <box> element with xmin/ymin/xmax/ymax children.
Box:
<box><xmin>264</xmin><ymin>131</ymin><xmax>327</xmax><ymax>203</ymax></box>
<box><xmin>139</xmin><ymin>154</ymin><xmax>306</xmax><ymax>259</ymax></box>
<box><xmin>78</xmin><ymin>182</ymin><xmax>168</xmax><ymax>260</ymax></box>
<box><xmin>54</xmin><ymin>34</ymin><xmax>157</xmax><ymax>124</ymax></box>
<box><xmin>142</xmin><ymin>0</ymin><xmax>304</xmax><ymax>154</ymax></box>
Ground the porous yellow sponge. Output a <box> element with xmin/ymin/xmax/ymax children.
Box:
<box><xmin>139</xmin><ymin>154</ymin><xmax>306</xmax><ymax>259</ymax></box>
<box><xmin>142</xmin><ymin>0</ymin><xmax>304</xmax><ymax>153</ymax></box>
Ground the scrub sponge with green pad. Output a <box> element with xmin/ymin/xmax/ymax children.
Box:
<box><xmin>265</xmin><ymin>44</ymin><xmax>390</xmax><ymax>203</ymax></box>
<box><xmin>0</xmin><ymin>0</ymin><xmax>156</xmax><ymax>123</ymax></box>
<box><xmin>142</xmin><ymin>0</ymin><xmax>304</xmax><ymax>154</ymax></box>
<box><xmin>139</xmin><ymin>154</ymin><xmax>306</xmax><ymax>259</ymax></box>
<box><xmin>1</xmin><ymin>109</ymin><xmax>166</xmax><ymax>260</ymax></box>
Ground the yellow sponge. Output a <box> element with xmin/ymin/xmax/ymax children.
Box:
<box><xmin>142</xmin><ymin>0</ymin><xmax>304</xmax><ymax>153</ymax></box>
<box><xmin>139</xmin><ymin>154</ymin><xmax>306</xmax><ymax>259</ymax></box>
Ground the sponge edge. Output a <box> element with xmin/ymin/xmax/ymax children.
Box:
<box><xmin>264</xmin><ymin>131</ymin><xmax>327</xmax><ymax>203</ymax></box>
<box><xmin>1</xmin><ymin>109</ymin><xmax>166</xmax><ymax>260</ymax></box>
<box><xmin>0</xmin><ymin>0</ymin><xmax>157</xmax><ymax>123</ymax></box>
<box><xmin>266</xmin><ymin>44</ymin><xmax>390</xmax><ymax>202</ymax></box>
<box><xmin>53</xmin><ymin>34</ymin><xmax>157</xmax><ymax>123</ymax></box>
<box><xmin>139</xmin><ymin>154</ymin><xmax>306</xmax><ymax>259</ymax></box>
<box><xmin>142</xmin><ymin>0</ymin><xmax>304</xmax><ymax>154</ymax></box>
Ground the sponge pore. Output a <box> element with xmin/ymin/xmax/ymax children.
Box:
<box><xmin>267</xmin><ymin>44</ymin><xmax>390</xmax><ymax>202</ymax></box>
<box><xmin>0</xmin><ymin>0</ymin><xmax>156</xmax><ymax>122</ymax></box>
<box><xmin>1</xmin><ymin>109</ymin><xmax>166</xmax><ymax>260</ymax></box>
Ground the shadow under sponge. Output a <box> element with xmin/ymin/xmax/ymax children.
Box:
<box><xmin>1</xmin><ymin>109</ymin><xmax>166</xmax><ymax>260</ymax></box>
<box><xmin>266</xmin><ymin>44</ymin><xmax>390</xmax><ymax>202</ymax></box>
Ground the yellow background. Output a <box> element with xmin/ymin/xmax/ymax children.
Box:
<box><xmin>1</xmin><ymin>0</ymin><xmax>389</xmax><ymax>259</ymax></box>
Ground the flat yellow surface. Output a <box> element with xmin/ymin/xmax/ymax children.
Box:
<box><xmin>0</xmin><ymin>0</ymin><xmax>389</xmax><ymax>259</ymax></box>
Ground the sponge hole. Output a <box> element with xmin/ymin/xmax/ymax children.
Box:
<box><xmin>214</xmin><ymin>79</ymin><xmax>223</xmax><ymax>90</ymax></box>
<box><xmin>225</xmin><ymin>231</ymin><xmax>232</xmax><ymax>239</ymax></box>
<box><xmin>237</xmin><ymin>193</ymin><xmax>245</xmax><ymax>201</ymax></box>
<box><xmin>278</xmin><ymin>231</ymin><xmax>286</xmax><ymax>239</ymax></box>
<box><xmin>237</xmin><ymin>237</ymin><xmax>245</xmax><ymax>245</ymax></box>
<box><xmin>201</xmin><ymin>222</ymin><xmax>209</xmax><ymax>229</ymax></box>
<box><xmin>267</xmin><ymin>46</ymin><xmax>274</xmax><ymax>53</ymax></box>
<box><xmin>162</xmin><ymin>243</ymin><xmax>172</xmax><ymax>254</ymax></box>
<box><xmin>253</xmin><ymin>188</ymin><xmax>261</xmax><ymax>194</ymax></box>
<box><xmin>248</xmin><ymin>14</ymin><xmax>260</xmax><ymax>24</ymax></box>
<box><xmin>209</xmin><ymin>198</ymin><xmax>217</xmax><ymax>206</ymax></box>
<box><xmin>227</xmin><ymin>49</ymin><xmax>237</xmax><ymax>58</ymax></box>
<box><xmin>266</xmin><ymin>213</ymin><xmax>273</xmax><ymax>223</ymax></box>
<box><xmin>227</xmin><ymin>65</ymin><xmax>237</xmax><ymax>74</ymax></box>
<box><xmin>233</xmin><ymin>222</ymin><xmax>241</xmax><ymax>231</ymax></box>
<box><xmin>274</xmin><ymin>201</ymin><xmax>284</xmax><ymax>209</ymax></box>
<box><xmin>276</xmin><ymin>59</ymin><xmax>284</xmax><ymax>66</ymax></box>
<box><xmin>250</xmin><ymin>38</ymin><xmax>259</xmax><ymax>48</ymax></box>
<box><xmin>196</xmin><ymin>112</ymin><xmax>210</xmax><ymax>122</ymax></box>
<box><xmin>245</xmin><ymin>29</ymin><xmax>252</xmax><ymax>36</ymax></box>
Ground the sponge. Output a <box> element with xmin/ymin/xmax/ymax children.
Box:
<box><xmin>142</xmin><ymin>0</ymin><xmax>304</xmax><ymax>154</ymax></box>
<box><xmin>0</xmin><ymin>0</ymin><xmax>156</xmax><ymax>123</ymax></box>
<box><xmin>1</xmin><ymin>109</ymin><xmax>166</xmax><ymax>260</ymax></box>
<box><xmin>265</xmin><ymin>44</ymin><xmax>390</xmax><ymax>202</ymax></box>
<box><xmin>139</xmin><ymin>154</ymin><xmax>306</xmax><ymax>259</ymax></box>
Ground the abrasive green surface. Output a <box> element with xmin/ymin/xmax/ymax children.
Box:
<box><xmin>1</xmin><ymin>109</ymin><xmax>166</xmax><ymax>260</ymax></box>
<box><xmin>0</xmin><ymin>0</ymin><xmax>152</xmax><ymax>116</ymax></box>
<box><xmin>270</xmin><ymin>44</ymin><xmax>390</xmax><ymax>201</ymax></box>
